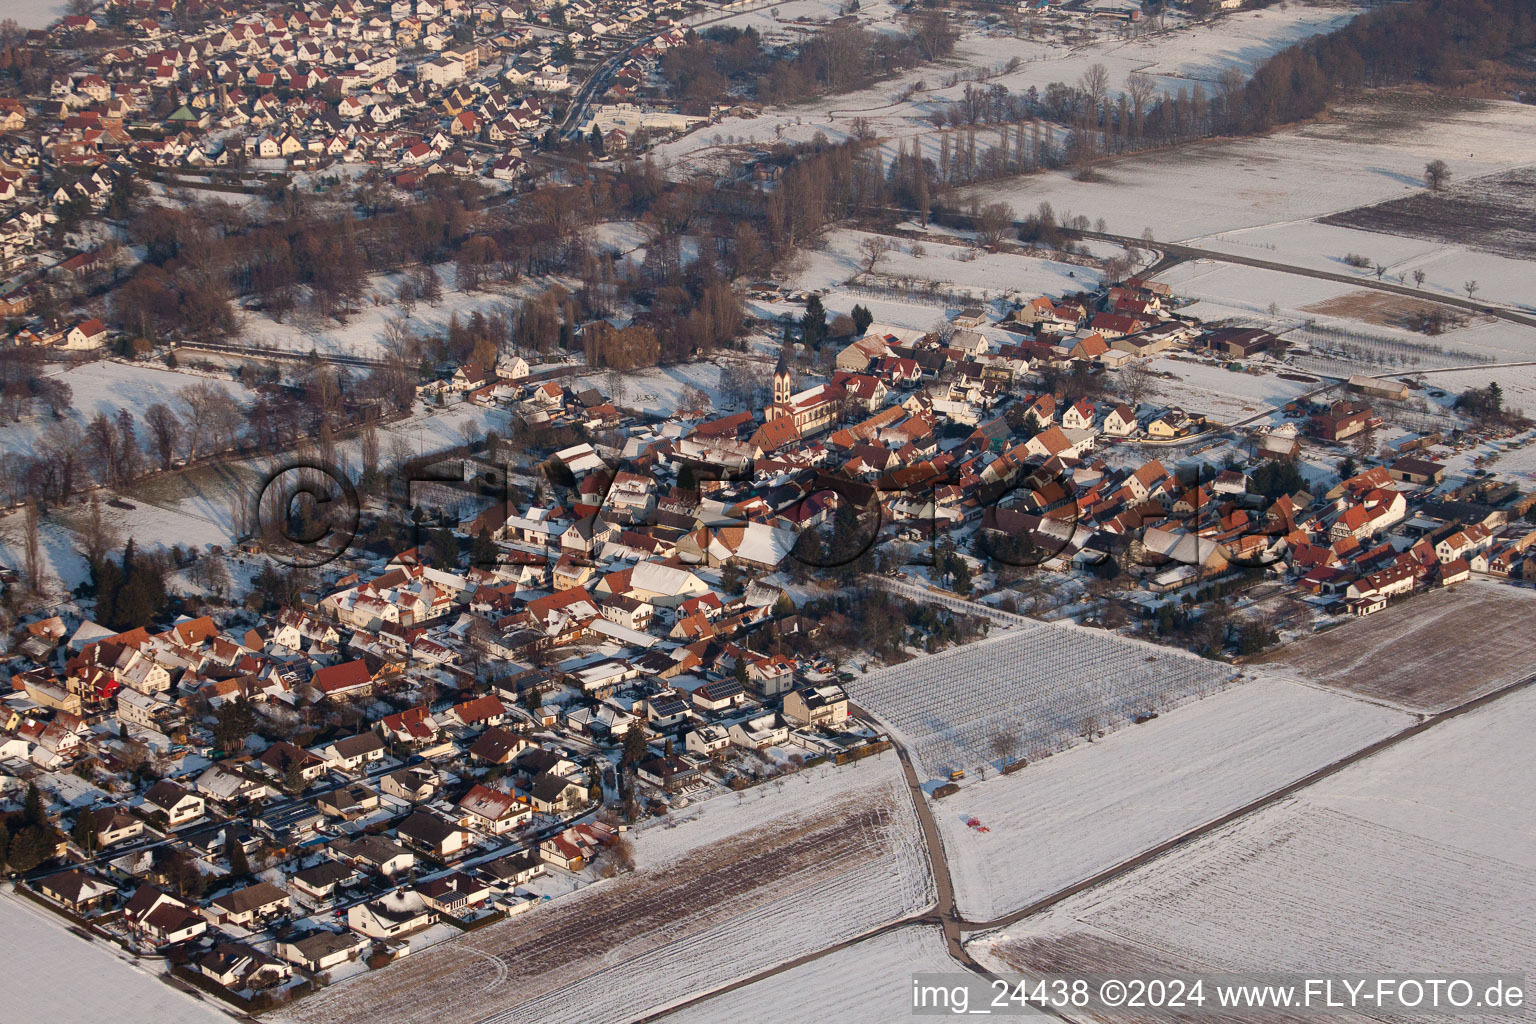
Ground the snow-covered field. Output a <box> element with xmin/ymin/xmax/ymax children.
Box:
<box><xmin>961</xmin><ymin>96</ymin><xmax>1536</xmax><ymax>242</ymax></box>
<box><xmin>655</xmin><ymin>5</ymin><xmax>1359</xmax><ymax>175</ymax></box>
<box><xmin>846</xmin><ymin>622</ymin><xmax>1236</xmax><ymax>781</ymax></box>
<box><xmin>790</xmin><ymin>228</ymin><xmax>1100</xmax><ymax>305</ymax></box>
<box><xmin>973</xmin><ymin>684</ymin><xmax>1536</xmax><ymax>986</ymax></box>
<box><xmin>0</xmin><ymin>360</ymin><xmax>252</xmax><ymax>458</ymax></box>
<box><xmin>571</xmin><ymin>359</ymin><xmax>727</xmax><ymax>418</ymax></box>
<box><xmin>280</xmin><ymin>753</ymin><xmax>934</xmax><ymax>1024</ymax></box>
<box><xmin>0</xmin><ymin>890</ymin><xmax>232</xmax><ymax>1024</ymax></box>
<box><xmin>660</xmin><ymin>924</ymin><xmax>995</xmax><ymax>1023</ymax></box>
<box><xmin>10</xmin><ymin>0</ymin><xmax>68</xmax><ymax>29</ymax></box>
<box><xmin>1142</xmin><ymin>352</ymin><xmax>1320</xmax><ymax>424</ymax></box>
<box><xmin>1189</xmin><ymin>217</ymin><xmax>1536</xmax><ymax>313</ymax></box>
<box><xmin>934</xmin><ymin>676</ymin><xmax>1412</xmax><ymax>922</ymax></box>
<box><xmin>237</xmin><ymin>270</ymin><xmax>541</xmax><ymax>360</ymax></box>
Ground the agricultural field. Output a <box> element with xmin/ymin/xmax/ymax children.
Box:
<box><xmin>962</xmin><ymin>93</ymin><xmax>1536</xmax><ymax>243</ymax></box>
<box><xmin>278</xmin><ymin>757</ymin><xmax>932</xmax><ymax>1024</ymax></box>
<box><xmin>845</xmin><ymin>621</ymin><xmax>1236</xmax><ymax>780</ymax></box>
<box><xmin>974</xmin><ymin>685</ymin><xmax>1536</xmax><ymax>998</ymax></box>
<box><xmin>931</xmin><ymin>677</ymin><xmax>1412</xmax><ymax>922</ymax></box>
<box><xmin>1189</xmin><ymin>216</ymin><xmax>1536</xmax><ymax>312</ymax></box>
<box><xmin>1321</xmin><ymin>167</ymin><xmax>1536</xmax><ymax>263</ymax></box>
<box><xmin>0</xmin><ymin>892</ymin><xmax>231</xmax><ymax>1024</ymax></box>
<box><xmin>659</xmin><ymin>924</ymin><xmax>996</xmax><ymax>1024</ymax></box>
<box><xmin>1254</xmin><ymin>580</ymin><xmax>1536</xmax><ymax>712</ymax></box>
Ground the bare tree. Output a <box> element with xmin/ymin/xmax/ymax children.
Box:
<box><xmin>1424</xmin><ymin>159</ymin><xmax>1451</xmax><ymax>191</ymax></box>
<box><xmin>1412</xmin><ymin>269</ymin><xmax>1426</xmax><ymax>288</ymax></box>
<box><xmin>22</xmin><ymin>499</ymin><xmax>42</xmax><ymax>597</ymax></box>
<box><xmin>1118</xmin><ymin>360</ymin><xmax>1152</xmax><ymax>408</ymax></box>
<box><xmin>989</xmin><ymin>727</ymin><xmax>1022</xmax><ymax>766</ymax></box>
<box><xmin>1079</xmin><ymin>63</ymin><xmax>1109</xmax><ymax>116</ymax></box>
<box><xmin>177</xmin><ymin>382</ymin><xmax>226</xmax><ymax>459</ymax></box>
<box><xmin>1464</xmin><ymin>280</ymin><xmax>1480</xmax><ymax>300</ymax></box>
<box><xmin>143</xmin><ymin>403</ymin><xmax>182</xmax><ymax>471</ymax></box>
<box><xmin>360</xmin><ymin>421</ymin><xmax>380</xmax><ymax>483</ymax></box>
<box><xmin>856</xmin><ymin>235</ymin><xmax>890</xmax><ymax>274</ymax></box>
<box><xmin>79</xmin><ymin>495</ymin><xmax>121</xmax><ymax>570</ymax></box>
<box><xmin>974</xmin><ymin>202</ymin><xmax>1016</xmax><ymax>248</ymax></box>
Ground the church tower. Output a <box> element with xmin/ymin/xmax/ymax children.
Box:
<box><xmin>772</xmin><ymin>348</ymin><xmax>792</xmax><ymax>411</ymax></box>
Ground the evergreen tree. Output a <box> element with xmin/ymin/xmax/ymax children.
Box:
<box><xmin>93</xmin><ymin>557</ymin><xmax>123</xmax><ymax>626</ymax></box>
<box><xmin>283</xmin><ymin>757</ymin><xmax>307</xmax><ymax>795</ymax></box>
<box><xmin>800</xmin><ymin>294</ymin><xmax>827</xmax><ymax>347</ymax></box>
<box><xmin>23</xmin><ymin>783</ymin><xmax>48</xmax><ymax>830</ymax></box>
<box><xmin>472</xmin><ymin>527</ymin><xmax>499</xmax><ymax>568</ymax></box>
<box><xmin>71</xmin><ymin>812</ymin><xmax>99</xmax><ymax>855</ymax></box>
<box><xmin>5</xmin><ymin>826</ymin><xmax>53</xmax><ymax>872</ymax></box>
<box><xmin>213</xmin><ymin>698</ymin><xmax>258</xmax><ymax>755</ymax></box>
<box><xmin>224</xmin><ymin>830</ymin><xmax>251</xmax><ymax>878</ymax></box>
<box><xmin>621</xmin><ymin>725</ymin><xmax>649</xmax><ymax>766</ymax></box>
<box><xmin>113</xmin><ymin>572</ymin><xmax>156</xmax><ymax>630</ymax></box>
<box><xmin>851</xmin><ymin>304</ymin><xmax>874</xmax><ymax>336</ymax></box>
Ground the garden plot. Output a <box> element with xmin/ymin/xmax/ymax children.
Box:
<box><xmin>845</xmin><ymin>621</ymin><xmax>1235</xmax><ymax>781</ymax></box>
<box><xmin>1254</xmin><ymin>580</ymin><xmax>1536</xmax><ymax>712</ymax></box>
<box><xmin>278</xmin><ymin>757</ymin><xmax>933</xmax><ymax>1024</ymax></box>
<box><xmin>659</xmin><ymin>924</ymin><xmax>992</xmax><ymax>1024</ymax></box>
<box><xmin>0</xmin><ymin>892</ymin><xmax>231</xmax><ymax>1024</ymax></box>
<box><xmin>933</xmin><ymin>676</ymin><xmax>1411</xmax><ymax>922</ymax></box>
<box><xmin>975</xmin><ymin>685</ymin><xmax>1536</xmax><ymax>996</ymax></box>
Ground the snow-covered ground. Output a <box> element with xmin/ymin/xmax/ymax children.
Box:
<box><xmin>1188</xmin><ymin>216</ymin><xmax>1536</xmax><ymax>314</ymax></box>
<box><xmin>655</xmin><ymin>4</ymin><xmax>1360</xmax><ymax>176</ymax></box>
<box><xmin>236</xmin><ymin>270</ymin><xmax>542</xmax><ymax>360</ymax></box>
<box><xmin>0</xmin><ymin>890</ymin><xmax>232</xmax><ymax>1024</ymax></box>
<box><xmin>972</xmin><ymin>684</ymin><xmax>1536</xmax><ymax>983</ymax></box>
<box><xmin>1142</xmin><ymin>352</ymin><xmax>1320</xmax><ymax>423</ymax></box>
<box><xmin>960</xmin><ymin>96</ymin><xmax>1536</xmax><ymax>242</ymax></box>
<box><xmin>662</xmin><ymin>924</ymin><xmax>1001</xmax><ymax>1023</ymax></box>
<box><xmin>571</xmin><ymin>359</ymin><xmax>728</xmax><ymax>418</ymax></box>
<box><xmin>934</xmin><ymin>675</ymin><xmax>1412</xmax><ymax>922</ymax></box>
<box><xmin>846</xmin><ymin>622</ymin><xmax>1236</xmax><ymax>781</ymax></box>
<box><xmin>10</xmin><ymin>0</ymin><xmax>68</xmax><ymax>29</ymax></box>
<box><xmin>0</xmin><ymin>389</ymin><xmax>513</xmax><ymax>594</ymax></box>
<box><xmin>279</xmin><ymin>752</ymin><xmax>934</xmax><ymax>1024</ymax></box>
<box><xmin>789</xmin><ymin>228</ymin><xmax>1100</xmax><ymax>305</ymax></box>
<box><xmin>0</xmin><ymin>360</ymin><xmax>252</xmax><ymax>458</ymax></box>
